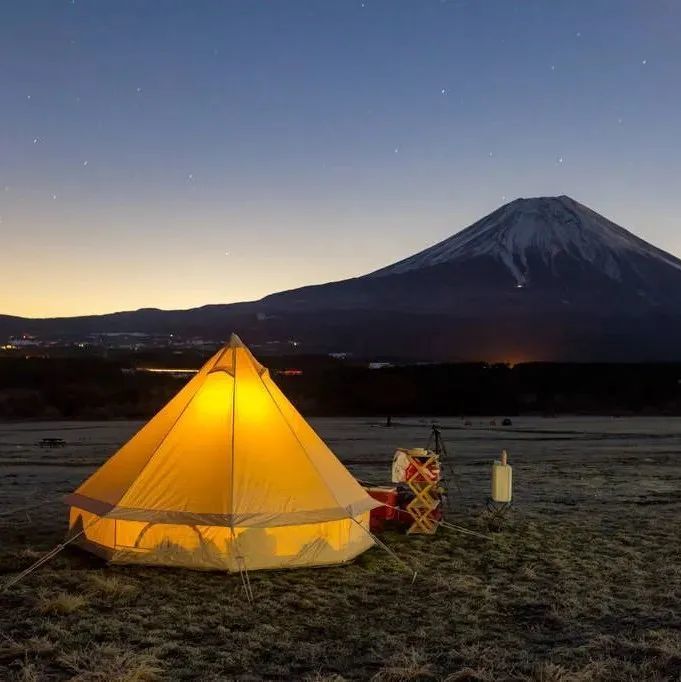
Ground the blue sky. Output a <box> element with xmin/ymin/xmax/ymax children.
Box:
<box><xmin>1</xmin><ymin>0</ymin><xmax>679</xmax><ymax>316</ymax></box>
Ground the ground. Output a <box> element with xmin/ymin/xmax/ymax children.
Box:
<box><xmin>1</xmin><ymin>417</ymin><xmax>681</xmax><ymax>681</ymax></box>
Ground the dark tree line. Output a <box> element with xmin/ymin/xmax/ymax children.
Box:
<box><xmin>2</xmin><ymin>353</ymin><xmax>681</xmax><ymax>419</ymax></box>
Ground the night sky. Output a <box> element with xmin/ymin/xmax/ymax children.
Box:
<box><xmin>1</xmin><ymin>1</ymin><xmax>680</xmax><ymax>317</ymax></box>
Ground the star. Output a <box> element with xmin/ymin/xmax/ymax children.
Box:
<box><xmin>576</xmin><ymin>31</ymin><xmax>581</xmax><ymax>38</ymax></box>
<box><xmin>488</xmin><ymin>151</ymin><xmax>494</xmax><ymax>157</ymax></box>
<box><xmin>441</xmin><ymin>88</ymin><xmax>446</xmax><ymax>95</ymax></box>
<box><xmin>557</xmin><ymin>156</ymin><xmax>564</xmax><ymax>164</ymax></box>
<box><xmin>136</xmin><ymin>87</ymin><xmax>142</xmax><ymax>93</ymax></box>
<box><xmin>188</xmin><ymin>173</ymin><xmax>193</xmax><ymax>180</ymax></box>
<box><xmin>83</xmin><ymin>160</ymin><xmax>88</xmax><ymax>166</ymax></box>
<box><xmin>33</xmin><ymin>137</ymin><xmax>39</xmax><ymax>144</ymax></box>
<box><xmin>394</xmin><ymin>146</ymin><xmax>399</xmax><ymax>154</ymax></box>
<box><xmin>225</xmin><ymin>251</ymin><xmax>230</xmax><ymax>256</ymax></box>
<box><xmin>52</xmin><ymin>194</ymin><xmax>57</xmax><ymax>200</ymax></box>
<box><xmin>26</xmin><ymin>95</ymin><xmax>31</xmax><ymax>100</ymax></box>
<box><xmin>641</xmin><ymin>59</ymin><xmax>647</xmax><ymax>65</ymax></box>
<box><xmin>550</xmin><ymin>64</ymin><xmax>556</xmax><ymax>71</ymax></box>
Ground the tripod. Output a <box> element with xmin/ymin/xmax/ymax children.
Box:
<box><xmin>426</xmin><ymin>423</ymin><xmax>461</xmax><ymax>512</ymax></box>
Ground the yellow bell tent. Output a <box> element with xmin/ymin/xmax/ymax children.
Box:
<box><xmin>64</xmin><ymin>335</ymin><xmax>379</xmax><ymax>572</ymax></box>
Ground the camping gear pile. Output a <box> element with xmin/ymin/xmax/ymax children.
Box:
<box><xmin>366</xmin><ymin>427</ymin><xmax>515</xmax><ymax>535</ymax></box>
<box><xmin>392</xmin><ymin>447</ymin><xmax>444</xmax><ymax>534</ymax></box>
<box><xmin>367</xmin><ymin>446</ymin><xmax>444</xmax><ymax>534</ymax></box>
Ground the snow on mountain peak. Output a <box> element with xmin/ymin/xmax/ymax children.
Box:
<box><xmin>369</xmin><ymin>195</ymin><xmax>681</xmax><ymax>285</ymax></box>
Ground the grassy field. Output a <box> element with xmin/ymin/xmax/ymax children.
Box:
<box><xmin>1</xmin><ymin>417</ymin><xmax>681</xmax><ymax>681</ymax></box>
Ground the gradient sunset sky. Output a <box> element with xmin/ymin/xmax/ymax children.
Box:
<box><xmin>1</xmin><ymin>1</ymin><xmax>680</xmax><ymax>318</ymax></box>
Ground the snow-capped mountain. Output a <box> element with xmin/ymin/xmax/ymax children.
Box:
<box><xmin>4</xmin><ymin>195</ymin><xmax>681</xmax><ymax>361</ymax></box>
<box><xmin>251</xmin><ymin>194</ymin><xmax>681</xmax><ymax>359</ymax></box>
<box><xmin>258</xmin><ymin>195</ymin><xmax>681</xmax><ymax>315</ymax></box>
<box><xmin>369</xmin><ymin>195</ymin><xmax>681</xmax><ymax>289</ymax></box>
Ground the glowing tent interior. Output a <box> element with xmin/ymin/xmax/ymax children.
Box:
<box><xmin>64</xmin><ymin>334</ymin><xmax>379</xmax><ymax>571</ymax></box>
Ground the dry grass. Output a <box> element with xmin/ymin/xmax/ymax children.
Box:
<box><xmin>443</xmin><ymin>669</ymin><xmax>489</xmax><ymax>682</ymax></box>
<box><xmin>0</xmin><ymin>637</ymin><xmax>54</xmax><ymax>682</ymax></box>
<box><xmin>0</xmin><ymin>636</ymin><xmax>53</xmax><ymax>662</ymax></box>
<box><xmin>2</xmin><ymin>417</ymin><xmax>681</xmax><ymax>679</ymax></box>
<box><xmin>14</xmin><ymin>659</ymin><xmax>41</xmax><ymax>682</ymax></box>
<box><xmin>371</xmin><ymin>649</ymin><xmax>435</xmax><ymax>681</ymax></box>
<box><xmin>58</xmin><ymin>644</ymin><xmax>163</xmax><ymax>681</ymax></box>
<box><xmin>2</xmin><ymin>510</ymin><xmax>681</xmax><ymax>680</ymax></box>
<box><xmin>87</xmin><ymin>574</ymin><xmax>139</xmax><ymax>604</ymax></box>
<box><xmin>35</xmin><ymin>590</ymin><xmax>88</xmax><ymax>615</ymax></box>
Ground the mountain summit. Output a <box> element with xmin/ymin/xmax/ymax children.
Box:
<box><xmin>3</xmin><ymin>195</ymin><xmax>681</xmax><ymax>361</ymax></box>
<box><xmin>369</xmin><ymin>196</ymin><xmax>681</xmax><ymax>289</ymax></box>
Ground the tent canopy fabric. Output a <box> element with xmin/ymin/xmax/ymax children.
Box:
<box><xmin>65</xmin><ymin>334</ymin><xmax>379</xmax><ymax>571</ymax></box>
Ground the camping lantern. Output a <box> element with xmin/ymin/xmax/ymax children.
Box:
<box><xmin>491</xmin><ymin>449</ymin><xmax>513</xmax><ymax>503</ymax></box>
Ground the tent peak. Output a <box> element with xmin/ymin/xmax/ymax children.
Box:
<box><xmin>210</xmin><ymin>333</ymin><xmax>265</xmax><ymax>376</ymax></box>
